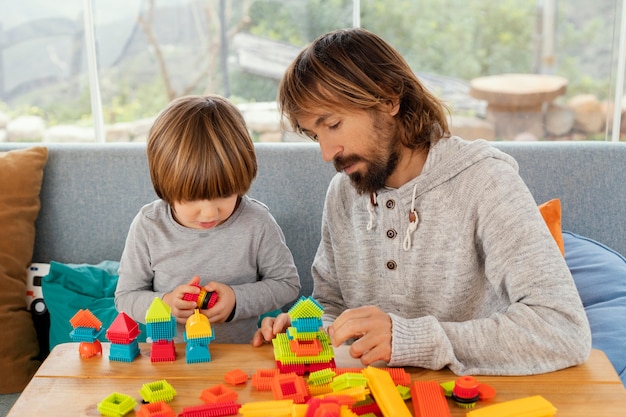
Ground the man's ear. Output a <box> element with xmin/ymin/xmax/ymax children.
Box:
<box><xmin>384</xmin><ymin>98</ymin><xmax>400</xmax><ymax>116</ymax></box>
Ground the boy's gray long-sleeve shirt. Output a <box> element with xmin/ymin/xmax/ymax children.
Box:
<box><xmin>312</xmin><ymin>136</ymin><xmax>591</xmax><ymax>375</ymax></box>
<box><xmin>116</xmin><ymin>195</ymin><xmax>301</xmax><ymax>343</ymax></box>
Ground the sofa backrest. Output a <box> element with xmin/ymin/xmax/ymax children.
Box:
<box><xmin>1</xmin><ymin>141</ymin><xmax>625</xmax><ymax>301</ymax></box>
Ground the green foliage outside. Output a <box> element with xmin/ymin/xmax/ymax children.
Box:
<box><xmin>2</xmin><ymin>0</ymin><xmax>618</xmax><ymax>129</ymax></box>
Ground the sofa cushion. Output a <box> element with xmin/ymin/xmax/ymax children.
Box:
<box><xmin>563</xmin><ymin>231</ymin><xmax>626</xmax><ymax>386</ymax></box>
<box><xmin>42</xmin><ymin>260</ymin><xmax>146</xmax><ymax>350</ymax></box>
<box><xmin>0</xmin><ymin>146</ymin><xmax>47</xmax><ymax>393</ymax></box>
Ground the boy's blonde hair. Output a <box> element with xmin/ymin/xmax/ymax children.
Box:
<box><xmin>147</xmin><ymin>95</ymin><xmax>257</xmax><ymax>205</ymax></box>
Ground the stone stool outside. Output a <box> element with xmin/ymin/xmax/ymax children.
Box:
<box><xmin>470</xmin><ymin>73</ymin><xmax>568</xmax><ymax>140</ymax></box>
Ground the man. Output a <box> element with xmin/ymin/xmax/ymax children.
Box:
<box><xmin>252</xmin><ymin>28</ymin><xmax>591</xmax><ymax>376</ymax></box>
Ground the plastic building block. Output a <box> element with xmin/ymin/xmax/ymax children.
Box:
<box><xmin>380</xmin><ymin>368</ymin><xmax>411</xmax><ymax>387</ymax></box>
<box><xmin>136</xmin><ymin>401</ymin><xmax>175</xmax><ymax>417</ymax></box>
<box><xmin>70</xmin><ymin>308</ymin><xmax>102</xmax><ymax>330</ymax></box>
<box><xmin>330</xmin><ymin>372</ymin><xmax>368</xmax><ymax>392</ymax></box>
<box><xmin>271</xmin><ymin>372</ymin><xmax>309</xmax><ymax>403</ymax></box>
<box><xmin>308</xmin><ymin>368</ymin><xmax>337</xmax><ymax>386</ymax></box>
<box><xmin>410</xmin><ymin>381</ymin><xmax>451</xmax><ymax>417</ymax></box>
<box><xmin>185</xmin><ymin>309</ymin><xmax>214</xmax><ymax>339</ymax></box>
<box><xmin>397</xmin><ymin>385</ymin><xmax>411</xmax><ymax>400</ymax></box>
<box><xmin>97</xmin><ymin>392</ymin><xmax>137</xmax><ymax>417</ymax></box>
<box><xmin>252</xmin><ymin>368</ymin><xmax>280</xmax><ymax>391</ymax></box>
<box><xmin>78</xmin><ymin>340</ymin><xmax>102</xmax><ymax>359</ymax></box>
<box><xmin>109</xmin><ymin>340</ymin><xmax>140</xmax><ymax>362</ymax></box>
<box><xmin>362</xmin><ymin>366</ymin><xmax>412</xmax><ymax>417</ymax></box>
<box><xmin>107</xmin><ymin>312</ymin><xmax>141</xmax><ymax>344</ymax></box>
<box><xmin>200</xmin><ymin>384</ymin><xmax>238</xmax><ymax>404</ymax></box>
<box><xmin>224</xmin><ymin>369</ymin><xmax>248</xmax><ymax>385</ymax></box>
<box><xmin>70</xmin><ymin>326</ymin><xmax>103</xmax><ymax>342</ymax></box>
<box><xmin>139</xmin><ymin>379</ymin><xmax>177</xmax><ymax>403</ymax></box>
<box><xmin>276</xmin><ymin>359</ymin><xmax>336</xmax><ymax>375</ymax></box>
<box><xmin>150</xmin><ymin>340</ymin><xmax>177</xmax><ymax>362</ymax></box>
<box><xmin>324</xmin><ymin>386</ymin><xmax>369</xmax><ymax>403</ymax></box>
<box><xmin>289</xmin><ymin>338</ymin><xmax>323</xmax><ymax>357</ymax></box>
<box><xmin>238</xmin><ymin>399</ymin><xmax>294</xmax><ymax>417</ymax></box>
<box><xmin>477</xmin><ymin>383</ymin><xmax>497</xmax><ymax>401</ymax></box>
<box><xmin>291</xmin><ymin>317</ymin><xmax>323</xmax><ymax>333</ymax></box>
<box><xmin>185</xmin><ymin>342</ymin><xmax>212</xmax><ymax>364</ymax></box>
<box><xmin>465</xmin><ymin>395</ymin><xmax>557</xmax><ymax>417</ymax></box>
<box><xmin>306</xmin><ymin>383</ymin><xmax>333</xmax><ymax>396</ymax></box>
<box><xmin>273</xmin><ymin>332</ymin><xmax>335</xmax><ymax>365</ymax></box>
<box><xmin>350</xmin><ymin>401</ymin><xmax>381</xmax><ymax>417</ymax></box>
<box><xmin>145</xmin><ymin>297</ymin><xmax>173</xmax><ymax>323</ymax></box>
<box><xmin>451</xmin><ymin>375</ymin><xmax>480</xmax><ymax>409</ymax></box>
<box><xmin>182</xmin><ymin>284</ymin><xmax>219</xmax><ymax>310</ymax></box>
<box><xmin>178</xmin><ymin>401</ymin><xmax>241</xmax><ymax>417</ymax></box>
<box><xmin>288</xmin><ymin>296</ymin><xmax>324</xmax><ymax>319</ymax></box>
<box><xmin>146</xmin><ymin>317</ymin><xmax>178</xmax><ymax>341</ymax></box>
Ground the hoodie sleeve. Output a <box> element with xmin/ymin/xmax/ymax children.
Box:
<box><xmin>388</xmin><ymin>158</ymin><xmax>591</xmax><ymax>375</ymax></box>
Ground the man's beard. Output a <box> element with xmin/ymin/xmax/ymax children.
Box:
<box><xmin>333</xmin><ymin>128</ymin><xmax>400</xmax><ymax>194</ymax></box>
<box><xmin>339</xmin><ymin>151</ymin><xmax>399</xmax><ymax>194</ymax></box>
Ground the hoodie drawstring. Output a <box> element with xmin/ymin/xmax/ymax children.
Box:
<box><xmin>403</xmin><ymin>183</ymin><xmax>419</xmax><ymax>251</ymax></box>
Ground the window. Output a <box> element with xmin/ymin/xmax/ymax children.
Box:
<box><xmin>0</xmin><ymin>0</ymin><xmax>623</xmax><ymax>143</ymax></box>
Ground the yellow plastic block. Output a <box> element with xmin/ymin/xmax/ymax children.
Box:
<box><xmin>466</xmin><ymin>395</ymin><xmax>557</xmax><ymax>417</ymax></box>
<box><xmin>238</xmin><ymin>399</ymin><xmax>293</xmax><ymax>417</ymax></box>
<box><xmin>362</xmin><ymin>366</ymin><xmax>412</xmax><ymax>417</ymax></box>
<box><xmin>185</xmin><ymin>309</ymin><xmax>213</xmax><ymax>338</ymax></box>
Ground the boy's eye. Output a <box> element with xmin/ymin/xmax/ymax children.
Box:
<box><xmin>329</xmin><ymin>122</ymin><xmax>340</xmax><ymax>130</ymax></box>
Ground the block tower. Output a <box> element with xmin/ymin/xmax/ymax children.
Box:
<box><xmin>69</xmin><ymin>308</ymin><xmax>103</xmax><ymax>359</ymax></box>
<box><xmin>183</xmin><ymin>309</ymin><xmax>215</xmax><ymax>364</ymax></box>
<box><xmin>272</xmin><ymin>296</ymin><xmax>335</xmax><ymax>374</ymax></box>
<box><xmin>145</xmin><ymin>297</ymin><xmax>177</xmax><ymax>362</ymax></box>
<box><xmin>106</xmin><ymin>311</ymin><xmax>141</xmax><ymax>362</ymax></box>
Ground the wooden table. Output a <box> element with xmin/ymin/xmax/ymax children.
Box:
<box><xmin>7</xmin><ymin>343</ymin><xmax>626</xmax><ymax>416</ymax></box>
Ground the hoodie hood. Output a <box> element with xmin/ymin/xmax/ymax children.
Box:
<box><xmin>369</xmin><ymin>136</ymin><xmax>518</xmax><ymax>249</ymax></box>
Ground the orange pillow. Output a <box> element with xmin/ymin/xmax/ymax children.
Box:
<box><xmin>538</xmin><ymin>198</ymin><xmax>565</xmax><ymax>256</ymax></box>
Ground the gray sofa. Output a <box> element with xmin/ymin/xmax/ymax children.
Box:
<box><xmin>1</xmin><ymin>140</ymin><xmax>626</xmax><ymax>414</ymax></box>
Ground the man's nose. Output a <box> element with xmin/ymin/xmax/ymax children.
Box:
<box><xmin>318</xmin><ymin>136</ymin><xmax>342</xmax><ymax>163</ymax></box>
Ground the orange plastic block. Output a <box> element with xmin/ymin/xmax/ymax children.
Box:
<box><xmin>271</xmin><ymin>372</ymin><xmax>309</xmax><ymax>403</ymax></box>
<box><xmin>381</xmin><ymin>367</ymin><xmax>412</xmax><ymax>386</ymax></box>
<box><xmin>289</xmin><ymin>338</ymin><xmax>323</xmax><ymax>356</ymax></box>
<box><xmin>252</xmin><ymin>368</ymin><xmax>280</xmax><ymax>391</ymax></box>
<box><xmin>136</xmin><ymin>401</ymin><xmax>175</xmax><ymax>417</ymax></box>
<box><xmin>362</xmin><ymin>366</ymin><xmax>412</xmax><ymax>417</ymax></box>
<box><xmin>200</xmin><ymin>383</ymin><xmax>238</xmax><ymax>403</ymax></box>
<box><xmin>70</xmin><ymin>309</ymin><xmax>102</xmax><ymax>330</ymax></box>
<box><xmin>78</xmin><ymin>340</ymin><xmax>102</xmax><ymax>359</ymax></box>
<box><xmin>410</xmin><ymin>381</ymin><xmax>451</xmax><ymax>417</ymax></box>
<box><xmin>224</xmin><ymin>368</ymin><xmax>249</xmax><ymax>385</ymax></box>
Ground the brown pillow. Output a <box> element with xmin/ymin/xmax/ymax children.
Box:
<box><xmin>0</xmin><ymin>146</ymin><xmax>48</xmax><ymax>393</ymax></box>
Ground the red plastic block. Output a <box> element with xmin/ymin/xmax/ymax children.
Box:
<box><xmin>200</xmin><ymin>384</ymin><xmax>238</xmax><ymax>404</ymax></box>
<box><xmin>178</xmin><ymin>401</ymin><xmax>241</xmax><ymax>417</ymax></box>
<box><xmin>411</xmin><ymin>380</ymin><xmax>451</xmax><ymax>417</ymax></box>
<box><xmin>150</xmin><ymin>340</ymin><xmax>177</xmax><ymax>363</ymax></box>
<box><xmin>224</xmin><ymin>369</ymin><xmax>248</xmax><ymax>385</ymax></box>
<box><xmin>106</xmin><ymin>312</ymin><xmax>141</xmax><ymax>344</ymax></box>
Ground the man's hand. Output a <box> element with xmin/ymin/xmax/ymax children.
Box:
<box><xmin>327</xmin><ymin>305</ymin><xmax>392</xmax><ymax>365</ymax></box>
<box><xmin>251</xmin><ymin>313</ymin><xmax>291</xmax><ymax>346</ymax></box>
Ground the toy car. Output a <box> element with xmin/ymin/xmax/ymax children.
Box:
<box><xmin>26</xmin><ymin>263</ymin><xmax>50</xmax><ymax>315</ymax></box>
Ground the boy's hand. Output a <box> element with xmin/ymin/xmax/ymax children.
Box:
<box><xmin>202</xmin><ymin>281</ymin><xmax>236</xmax><ymax>323</ymax></box>
<box><xmin>251</xmin><ymin>312</ymin><xmax>291</xmax><ymax>346</ymax></box>
<box><xmin>163</xmin><ymin>275</ymin><xmax>202</xmax><ymax>323</ymax></box>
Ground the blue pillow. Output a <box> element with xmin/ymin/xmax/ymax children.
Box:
<box><xmin>563</xmin><ymin>231</ymin><xmax>626</xmax><ymax>386</ymax></box>
<box><xmin>42</xmin><ymin>260</ymin><xmax>146</xmax><ymax>351</ymax></box>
